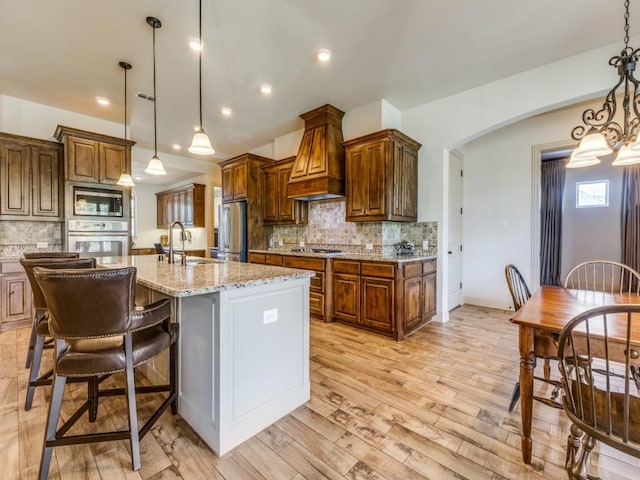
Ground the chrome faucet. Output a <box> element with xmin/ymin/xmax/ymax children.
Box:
<box><xmin>168</xmin><ymin>221</ymin><xmax>186</xmax><ymax>265</ymax></box>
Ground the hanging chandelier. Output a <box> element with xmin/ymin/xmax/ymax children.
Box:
<box><xmin>568</xmin><ymin>0</ymin><xmax>640</xmax><ymax>168</ymax></box>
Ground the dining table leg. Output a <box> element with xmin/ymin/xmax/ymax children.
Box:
<box><xmin>518</xmin><ymin>325</ymin><xmax>535</xmax><ymax>464</ymax></box>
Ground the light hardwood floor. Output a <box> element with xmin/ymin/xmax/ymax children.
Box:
<box><xmin>1</xmin><ymin>305</ymin><xmax>639</xmax><ymax>479</ymax></box>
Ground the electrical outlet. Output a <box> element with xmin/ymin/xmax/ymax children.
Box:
<box><xmin>365</xmin><ymin>243</ymin><xmax>373</xmax><ymax>250</ymax></box>
<box><xmin>36</xmin><ymin>242</ymin><xmax>48</xmax><ymax>249</ymax></box>
<box><xmin>299</xmin><ymin>241</ymin><xmax>305</xmax><ymax>247</ymax></box>
<box><xmin>263</xmin><ymin>308</ymin><xmax>278</xmax><ymax>324</ymax></box>
<box><xmin>278</xmin><ymin>240</ymin><xmax>283</xmax><ymax>247</ymax></box>
<box><xmin>422</xmin><ymin>240</ymin><xmax>429</xmax><ymax>250</ymax></box>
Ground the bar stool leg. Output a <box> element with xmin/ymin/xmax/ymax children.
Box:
<box><xmin>124</xmin><ymin>335</ymin><xmax>140</xmax><ymax>471</ymax></box>
<box><xmin>26</xmin><ymin>334</ymin><xmax>46</xmax><ymax>410</ymax></box>
<box><xmin>25</xmin><ymin>324</ymin><xmax>37</xmax><ymax>368</ymax></box>
<box><xmin>170</xmin><ymin>330</ymin><xmax>178</xmax><ymax>415</ymax></box>
<box><xmin>88</xmin><ymin>376</ymin><xmax>98</xmax><ymax>422</ymax></box>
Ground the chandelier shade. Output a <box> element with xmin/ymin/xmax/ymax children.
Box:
<box><xmin>569</xmin><ymin>0</ymin><xmax>640</xmax><ymax>167</ymax></box>
<box><xmin>566</xmin><ymin>149</ymin><xmax>602</xmax><ymax>169</ymax></box>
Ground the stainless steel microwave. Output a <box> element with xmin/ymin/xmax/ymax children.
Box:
<box><xmin>73</xmin><ymin>187</ymin><xmax>124</xmax><ymax>217</ymax></box>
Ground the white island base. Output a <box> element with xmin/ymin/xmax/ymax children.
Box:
<box><xmin>137</xmin><ymin>277</ymin><xmax>310</xmax><ymax>456</ymax></box>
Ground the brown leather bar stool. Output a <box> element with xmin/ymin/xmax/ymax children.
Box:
<box><xmin>34</xmin><ymin>266</ymin><xmax>178</xmax><ymax>479</ymax></box>
<box><xmin>20</xmin><ymin>256</ymin><xmax>94</xmax><ymax>410</ymax></box>
<box><xmin>22</xmin><ymin>252</ymin><xmax>79</xmax><ymax>369</ymax></box>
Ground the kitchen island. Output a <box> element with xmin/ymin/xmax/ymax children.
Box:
<box><xmin>98</xmin><ymin>255</ymin><xmax>313</xmax><ymax>456</ymax></box>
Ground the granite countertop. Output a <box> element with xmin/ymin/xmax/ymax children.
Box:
<box><xmin>249</xmin><ymin>249</ymin><xmax>437</xmax><ymax>263</ymax></box>
<box><xmin>98</xmin><ymin>255</ymin><xmax>314</xmax><ymax>298</ymax></box>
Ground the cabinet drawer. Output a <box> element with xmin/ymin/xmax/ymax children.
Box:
<box><xmin>310</xmin><ymin>271</ymin><xmax>324</xmax><ymax>293</ymax></box>
<box><xmin>361</xmin><ymin>262</ymin><xmax>395</xmax><ymax>279</ymax></box>
<box><xmin>248</xmin><ymin>252</ymin><xmax>266</xmax><ymax>264</ymax></box>
<box><xmin>423</xmin><ymin>260</ymin><xmax>437</xmax><ymax>274</ymax></box>
<box><xmin>1</xmin><ymin>262</ymin><xmax>25</xmax><ymax>274</ymax></box>
<box><xmin>333</xmin><ymin>259</ymin><xmax>360</xmax><ymax>274</ymax></box>
<box><xmin>265</xmin><ymin>254</ymin><xmax>283</xmax><ymax>266</ymax></box>
<box><xmin>403</xmin><ymin>262</ymin><xmax>422</xmax><ymax>278</ymax></box>
<box><xmin>309</xmin><ymin>292</ymin><xmax>324</xmax><ymax>317</ymax></box>
<box><xmin>283</xmin><ymin>256</ymin><xmax>325</xmax><ymax>271</ymax></box>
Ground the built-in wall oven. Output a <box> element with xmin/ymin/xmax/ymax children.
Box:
<box><xmin>67</xmin><ymin>220</ymin><xmax>129</xmax><ymax>258</ymax></box>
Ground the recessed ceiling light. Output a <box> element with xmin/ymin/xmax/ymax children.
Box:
<box><xmin>95</xmin><ymin>96</ymin><xmax>110</xmax><ymax>106</ymax></box>
<box><xmin>172</xmin><ymin>144</ymin><xmax>181</xmax><ymax>150</ymax></box>
<box><xmin>189</xmin><ymin>38</ymin><xmax>203</xmax><ymax>52</ymax></box>
<box><xmin>193</xmin><ymin>125</ymin><xmax>200</xmax><ymax>131</ymax></box>
<box><xmin>260</xmin><ymin>84</ymin><xmax>272</xmax><ymax>95</ymax></box>
<box><xmin>221</xmin><ymin>107</ymin><xmax>232</xmax><ymax>116</ymax></box>
<box><xmin>134</xmin><ymin>176</ymin><xmax>143</xmax><ymax>181</ymax></box>
<box><xmin>316</xmin><ymin>48</ymin><xmax>331</xmax><ymax>62</ymax></box>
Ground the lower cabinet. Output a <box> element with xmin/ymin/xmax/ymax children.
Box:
<box><xmin>332</xmin><ymin>258</ymin><xmax>436</xmax><ymax>340</ymax></box>
<box><xmin>249</xmin><ymin>251</ymin><xmax>436</xmax><ymax>340</ymax></box>
<box><xmin>0</xmin><ymin>261</ymin><xmax>33</xmax><ymax>331</ymax></box>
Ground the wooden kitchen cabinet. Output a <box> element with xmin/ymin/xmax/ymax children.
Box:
<box><xmin>262</xmin><ymin>157</ymin><xmax>308</xmax><ymax>225</ymax></box>
<box><xmin>156</xmin><ymin>183</ymin><xmax>205</xmax><ymax>228</ymax></box>
<box><xmin>221</xmin><ymin>160</ymin><xmax>248</xmax><ymax>202</ymax></box>
<box><xmin>343</xmin><ymin>129</ymin><xmax>421</xmax><ymax>222</ymax></box>
<box><xmin>54</xmin><ymin>126</ymin><xmax>134</xmax><ymax>185</ymax></box>
<box><xmin>0</xmin><ymin>132</ymin><xmax>62</xmax><ymax>220</ymax></box>
<box><xmin>331</xmin><ymin>257</ymin><xmax>436</xmax><ymax>340</ymax></box>
<box><xmin>0</xmin><ymin>261</ymin><xmax>33</xmax><ymax>331</ymax></box>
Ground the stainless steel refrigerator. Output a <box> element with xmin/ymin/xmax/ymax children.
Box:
<box><xmin>218</xmin><ymin>201</ymin><xmax>247</xmax><ymax>262</ymax></box>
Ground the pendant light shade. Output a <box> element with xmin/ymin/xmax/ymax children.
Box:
<box><xmin>188</xmin><ymin>0</ymin><xmax>215</xmax><ymax>155</ymax></box>
<box><xmin>145</xmin><ymin>155</ymin><xmax>167</xmax><ymax>175</ymax></box>
<box><xmin>612</xmin><ymin>144</ymin><xmax>640</xmax><ymax>165</ymax></box>
<box><xmin>117</xmin><ymin>61</ymin><xmax>135</xmax><ymax>187</ymax></box>
<box><xmin>566</xmin><ymin>149</ymin><xmax>601</xmax><ymax>169</ymax></box>
<box><xmin>145</xmin><ymin>16</ymin><xmax>167</xmax><ymax>175</ymax></box>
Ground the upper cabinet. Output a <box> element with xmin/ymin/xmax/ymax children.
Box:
<box><xmin>156</xmin><ymin>183</ymin><xmax>205</xmax><ymax>229</ymax></box>
<box><xmin>343</xmin><ymin>129</ymin><xmax>421</xmax><ymax>222</ymax></box>
<box><xmin>221</xmin><ymin>159</ymin><xmax>248</xmax><ymax>202</ymax></box>
<box><xmin>0</xmin><ymin>132</ymin><xmax>62</xmax><ymax>220</ymax></box>
<box><xmin>54</xmin><ymin>126</ymin><xmax>135</xmax><ymax>185</ymax></box>
<box><xmin>262</xmin><ymin>157</ymin><xmax>308</xmax><ymax>225</ymax></box>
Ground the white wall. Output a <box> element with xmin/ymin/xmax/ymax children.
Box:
<box><xmin>401</xmin><ymin>37</ymin><xmax>637</xmax><ymax>320</ymax></box>
<box><xmin>561</xmin><ymin>161</ymin><xmax>622</xmax><ymax>279</ymax></box>
<box><xmin>461</xmin><ymin>99</ymin><xmax>623</xmax><ymax>310</ymax></box>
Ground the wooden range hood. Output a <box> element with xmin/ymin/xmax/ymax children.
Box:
<box><xmin>288</xmin><ymin>104</ymin><xmax>345</xmax><ymax>201</ymax></box>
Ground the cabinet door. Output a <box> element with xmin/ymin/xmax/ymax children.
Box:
<box><xmin>0</xmin><ymin>142</ymin><xmax>30</xmax><ymax>216</ymax></box>
<box><xmin>363</xmin><ymin>141</ymin><xmax>386</xmax><ymax>216</ymax></box>
<box><xmin>362</xmin><ymin>277</ymin><xmax>395</xmax><ymax>332</ymax></box>
<box><xmin>67</xmin><ymin>136</ymin><xmax>99</xmax><ymax>182</ymax></box>
<box><xmin>1</xmin><ymin>274</ymin><xmax>32</xmax><ymax>326</ymax></box>
<box><xmin>233</xmin><ymin>162</ymin><xmax>248</xmax><ymax>200</ymax></box>
<box><xmin>263</xmin><ymin>166</ymin><xmax>278</xmax><ymax>222</ymax></box>
<box><xmin>100</xmin><ymin>143</ymin><xmax>127</xmax><ymax>184</ymax></box>
<box><xmin>222</xmin><ymin>165</ymin><xmax>234</xmax><ymax>202</ymax></box>
<box><xmin>332</xmin><ymin>273</ymin><xmax>360</xmax><ymax>324</ymax></box>
<box><xmin>394</xmin><ymin>143</ymin><xmax>418</xmax><ymax>219</ymax></box>
<box><xmin>277</xmin><ymin>164</ymin><xmax>295</xmax><ymax>222</ymax></box>
<box><xmin>345</xmin><ymin>147</ymin><xmax>366</xmax><ymax>218</ymax></box>
<box><xmin>31</xmin><ymin>146</ymin><xmax>61</xmax><ymax>217</ymax></box>
<box><xmin>404</xmin><ymin>275</ymin><xmax>423</xmax><ymax>332</ymax></box>
<box><xmin>423</xmin><ymin>272</ymin><xmax>436</xmax><ymax>319</ymax></box>
<box><xmin>183</xmin><ymin>188</ymin><xmax>194</xmax><ymax>226</ymax></box>
<box><xmin>157</xmin><ymin>193</ymin><xmax>168</xmax><ymax>228</ymax></box>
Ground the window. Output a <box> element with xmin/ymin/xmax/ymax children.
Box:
<box><xmin>576</xmin><ymin>180</ymin><xmax>609</xmax><ymax>208</ymax></box>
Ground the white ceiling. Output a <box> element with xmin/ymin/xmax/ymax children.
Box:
<box><xmin>0</xmin><ymin>0</ymin><xmax>630</xmax><ymax>184</ymax></box>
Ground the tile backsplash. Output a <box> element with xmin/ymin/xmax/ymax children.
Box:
<box><xmin>269</xmin><ymin>199</ymin><xmax>437</xmax><ymax>256</ymax></box>
<box><xmin>0</xmin><ymin>221</ymin><xmax>63</xmax><ymax>258</ymax></box>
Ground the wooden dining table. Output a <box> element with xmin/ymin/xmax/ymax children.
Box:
<box><xmin>509</xmin><ymin>285</ymin><xmax>640</xmax><ymax>464</ymax></box>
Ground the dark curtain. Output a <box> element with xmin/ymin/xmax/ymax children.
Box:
<box><xmin>540</xmin><ymin>158</ymin><xmax>566</xmax><ymax>285</ymax></box>
<box><xmin>621</xmin><ymin>164</ymin><xmax>640</xmax><ymax>275</ymax></box>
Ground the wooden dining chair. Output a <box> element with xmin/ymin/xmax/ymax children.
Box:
<box><xmin>505</xmin><ymin>264</ymin><xmax>562</xmax><ymax>412</ymax></box>
<box><xmin>557</xmin><ymin>304</ymin><xmax>640</xmax><ymax>480</ymax></box>
<box><xmin>563</xmin><ymin>260</ymin><xmax>640</xmax><ymax>294</ymax></box>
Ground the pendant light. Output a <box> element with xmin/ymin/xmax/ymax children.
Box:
<box><xmin>568</xmin><ymin>0</ymin><xmax>640</xmax><ymax>167</ymax></box>
<box><xmin>145</xmin><ymin>16</ymin><xmax>167</xmax><ymax>175</ymax></box>
<box><xmin>188</xmin><ymin>0</ymin><xmax>215</xmax><ymax>155</ymax></box>
<box><xmin>117</xmin><ymin>61</ymin><xmax>135</xmax><ymax>187</ymax></box>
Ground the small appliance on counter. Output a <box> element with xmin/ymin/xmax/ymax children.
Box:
<box><xmin>394</xmin><ymin>240</ymin><xmax>415</xmax><ymax>256</ymax></box>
